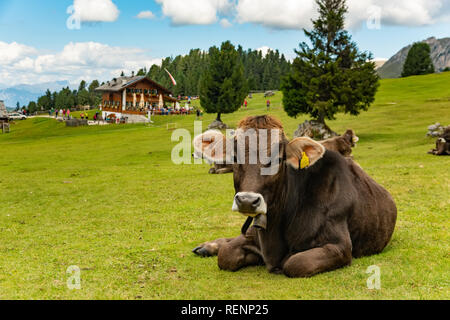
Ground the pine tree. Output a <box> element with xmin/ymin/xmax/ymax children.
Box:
<box><xmin>136</xmin><ymin>68</ymin><xmax>146</xmax><ymax>76</ymax></box>
<box><xmin>401</xmin><ymin>43</ymin><xmax>435</xmax><ymax>77</ymax></box>
<box><xmin>27</xmin><ymin>101</ymin><xmax>37</xmax><ymax>114</ymax></box>
<box><xmin>88</xmin><ymin>80</ymin><xmax>101</xmax><ymax>106</ymax></box>
<box><xmin>78</xmin><ymin>80</ymin><xmax>87</xmax><ymax>92</ymax></box>
<box><xmin>199</xmin><ymin>41</ymin><xmax>248</xmax><ymax>122</ymax></box>
<box><xmin>281</xmin><ymin>0</ymin><xmax>379</xmax><ymax>126</ymax></box>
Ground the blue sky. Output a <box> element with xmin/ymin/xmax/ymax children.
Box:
<box><xmin>0</xmin><ymin>0</ymin><xmax>449</xmax><ymax>87</ymax></box>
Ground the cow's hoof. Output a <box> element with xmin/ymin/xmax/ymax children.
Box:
<box><xmin>192</xmin><ymin>246</ymin><xmax>213</xmax><ymax>257</ymax></box>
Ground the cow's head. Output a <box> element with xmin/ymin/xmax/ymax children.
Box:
<box><xmin>194</xmin><ymin>116</ymin><xmax>325</xmax><ymax>218</ymax></box>
<box><xmin>343</xmin><ymin>129</ymin><xmax>359</xmax><ymax>147</ymax></box>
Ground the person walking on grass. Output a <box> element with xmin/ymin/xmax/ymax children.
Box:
<box><xmin>55</xmin><ymin>109</ymin><xmax>59</xmax><ymax>118</ymax></box>
<box><xmin>63</xmin><ymin>109</ymin><xmax>66</xmax><ymax>120</ymax></box>
<box><xmin>266</xmin><ymin>99</ymin><xmax>271</xmax><ymax>111</ymax></box>
<box><xmin>67</xmin><ymin>109</ymin><xmax>71</xmax><ymax>120</ymax></box>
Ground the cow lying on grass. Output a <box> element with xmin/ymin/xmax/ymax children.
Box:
<box><xmin>207</xmin><ymin>129</ymin><xmax>359</xmax><ymax>174</ymax></box>
<box><xmin>320</xmin><ymin>129</ymin><xmax>359</xmax><ymax>158</ymax></box>
<box><xmin>428</xmin><ymin>127</ymin><xmax>450</xmax><ymax>156</ymax></box>
<box><xmin>192</xmin><ymin>115</ymin><xmax>397</xmax><ymax>278</ymax></box>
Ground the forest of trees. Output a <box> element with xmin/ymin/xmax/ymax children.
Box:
<box><xmin>145</xmin><ymin>46</ymin><xmax>291</xmax><ymax>97</ymax></box>
<box><xmin>27</xmin><ymin>80</ymin><xmax>102</xmax><ymax>113</ymax></box>
<box><xmin>27</xmin><ymin>45</ymin><xmax>291</xmax><ymax>112</ymax></box>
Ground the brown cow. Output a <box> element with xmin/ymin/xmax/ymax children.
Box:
<box><xmin>192</xmin><ymin>116</ymin><xmax>397</xmax><ymax>278</ymax></box>
<box><xmin>428</xmin><ymin>127</ymin><xmax>450</xmax><ymax>156</ymax></box>
<box><xmin>320</xmin><ymin>129</ymin><xmax>359</xmax><ymax>157</ymax></box>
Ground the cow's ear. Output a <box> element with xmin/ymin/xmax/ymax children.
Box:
<box><xmin>193</xmin><ymin>130</ymin><xmax>228</xmax><ymax>163</ymax></box>
<box><xmin>286</xmin><ymin>137</ymin><xmax>326</xmax><ymax>169</ymax></box>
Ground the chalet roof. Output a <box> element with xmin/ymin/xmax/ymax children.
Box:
<box><xmin>95</xmin><ymin>76</ymin><xmax>173</xmax><ymax>95</ymax></box>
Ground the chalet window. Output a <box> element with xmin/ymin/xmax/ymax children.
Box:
<box><xmin>144</xmin><ymin>89</ymin><xmax>148</xmax><ymax>94</ymax></box>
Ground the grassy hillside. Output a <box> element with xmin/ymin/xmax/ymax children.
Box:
<box><xmin>0</xmin><ymin>73</ymin><xmax>449</xmax><ymax>300</ymax></box>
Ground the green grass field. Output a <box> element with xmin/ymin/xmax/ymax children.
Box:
<box><xmin>0</xmin><ymin>73</ymin><xmax>449</xmax><ymax>300</ymax></box>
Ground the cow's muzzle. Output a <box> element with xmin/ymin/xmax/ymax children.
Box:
<box><xmin>232</xmin><ymin>192</ymin><xmax>267</xmax><ymax>216</ymax></box>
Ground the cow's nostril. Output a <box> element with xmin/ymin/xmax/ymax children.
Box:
<box><xmin>252</xmin><ymin>198</ymin><xmax>261</xmax><ymax>208</ymax></box>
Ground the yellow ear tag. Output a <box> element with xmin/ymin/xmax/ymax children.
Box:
<box><xmin>300</xmin><ymin>152</ymin><xmax>310</xmax><ymax>169</ymax></box>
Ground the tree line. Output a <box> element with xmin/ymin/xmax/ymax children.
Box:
<box><xmin>26</xmin><ymin>80</ymin><xmax>102</xmax><ymax>113</ymax></box>
<box><xmin>143</xmin><ymin>46</ymin><xmax>291</xmax><ymax>97</ymax></box>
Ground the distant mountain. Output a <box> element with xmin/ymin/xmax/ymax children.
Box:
<box><xmin>378</xmin><ymin>37</ymin><xmax>450</xmax><ymax>79</ymax></box>
<box><xmin>0</xmin><ymin>80</ymin><xmax>71</xmax><ymax>108</ymax></box>
<box><xmin>373</xmin><ymin>59</ymin><xmax>388</xmax><ymax>69</ymax></box>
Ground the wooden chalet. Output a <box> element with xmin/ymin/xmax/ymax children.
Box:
<box><xmin>95</xmin><ymin>76</ymin><xmax>178</xmax><ymax>117</ymax></box>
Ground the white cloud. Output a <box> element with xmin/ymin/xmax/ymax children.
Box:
<box><xmin>257</xmin><ymin>46</ymin><xmax>272</xmax><ymax>57</ymax></box>
<box><xmin>236</xmin><ymin>0</ymin><xmax>317</xmax><ymax>29</ymax></box>
<box><xmin>156</xmin><ymin>0</ymin><xmax>233</xmax><ymax>25</ymax></box>
<box><xmin>346</xmin><ymin>0</ymin><xmax>450</xmax><ymax>29</ymax></box>
<box><xmin>0</xmin><ymin>42</ymin><xmax>162</xmax><ymax>87</ymax></box>
<box><xmin>136</xmin><ymin>11</ymin><xmax>155</xmax><ymax>20</ymax></box>
<box><xmin>73</xmin><ymin>0</ymin><xmax>120</xmax><ymax>23</ymax></box>
<box><xmin>238</xmin><ymin>0</ymin><xmax>450</xmax><ymax>30</ymax></box>
<box><xmin>0</xmin><ymin>42</ymin><xmax>38</xmax><ymax>65</ymax></box>
<box><xmin>154</xmin><ymin>0</ymin><xmax>450</xmax><ymax>29</ymax></box>
<box><xmin>220</xmin><ymin>18</ymin><xmax>233</xmax><ymax>28</ymax></box>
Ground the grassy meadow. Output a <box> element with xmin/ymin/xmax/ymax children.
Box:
<box><xmin>0</xmin><ymin>72</ymin><xmax>449</xmax><ymax>300</ymax></box>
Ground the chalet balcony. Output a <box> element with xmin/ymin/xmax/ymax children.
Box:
<box><xmin>101</xmin><ymin>107</ymin><xmax>147</xmax><ymax>116</ymax></box>
<box><xmin>101</xmin><ymin>106</ymin><xmax>193</xmax><ymax>117</ymax></box>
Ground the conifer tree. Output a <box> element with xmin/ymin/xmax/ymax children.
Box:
<box><xmin>281</xmin><ymin>0</ymin><xmax>379</xmax><ymax>126</ymax></box>
<box><xmin>401</xmin><ymin>43</ymin><xmax>435</xmax><ymax>77</ymax></box>
<box><xmin>199</xmin><ymin>41</ymin><xmax>248</xmax><ymax>122</ymax></box>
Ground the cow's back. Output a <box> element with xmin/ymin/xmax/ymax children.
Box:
<box><xmin>345</xmin><ymin>159</ymin><xmax>397</xmax><ymax>257</ymax></box>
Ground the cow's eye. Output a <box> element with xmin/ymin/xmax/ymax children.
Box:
<box><xmin>263</xmin><ymin>158</ymin><xmax>282</xmax><ymax>168</ymax></box>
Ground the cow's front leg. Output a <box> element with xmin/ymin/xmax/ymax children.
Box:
<box><xmin>192</xmin><ymin>238</ymin><xmax>234</xmax><ymax>257</ymax></box>
<box><xmin>282</xmin><ymin>242</ymin><xmax>352</xmax><ymax>278</ymax></box>
<box><xmin>218</xmin><ymin>230</ymin><xmax>263</xmax><ymax>272</ymax></box>
<box><xmin>215</xmin><ymin>167</ymin><xmax>233</xmax><ymax>174</ymax></box>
